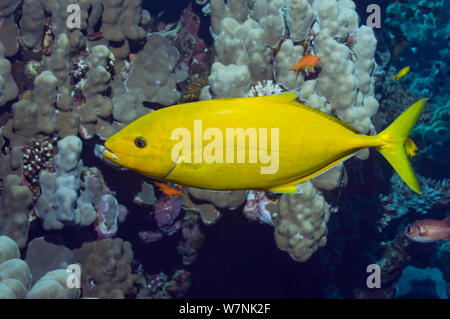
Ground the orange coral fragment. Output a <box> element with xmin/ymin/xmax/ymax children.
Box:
<box><xmin>154</xmin><ymin>181</ymin><xmax>184</xmax><ymax>197</ymax></box>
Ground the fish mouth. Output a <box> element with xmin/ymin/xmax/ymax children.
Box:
<box><xmin>102</xmin><ymin>145</ymin><xmax>128</xmax><ymax>167</ymax></box>
<box><xmin>102</xmin><ymin>147</ymin><xmax>120</xmax><ymax>162</ymax></box>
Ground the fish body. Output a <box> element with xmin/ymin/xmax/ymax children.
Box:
<box><xmin>289</xmin><ymin>55</ymin><xmax>321</xmax><ymax>75</ymax></box>
<box><xmin>404</xmin><ymin>217</ymin><xmax>450</xmax><ymax>242</ymax></box>
<box><xmin>103</xmin><ymin>93</ymin><xmax>427</xmax><ymax>194</ymax></box>
<box><xmin>392</xmin><ymin>66</ymin><xmax>410</xmax><ymax>80</ymax></box>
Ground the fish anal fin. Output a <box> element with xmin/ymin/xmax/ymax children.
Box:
<box><xmin>267</xmin><ymin>184</ymin><xmax>302</xmax><ymax>194</ymax></box>
<box><xmin>266</xmin><ymin>152</ymin><xmax>358</xmax><ymax>194</ymax></box>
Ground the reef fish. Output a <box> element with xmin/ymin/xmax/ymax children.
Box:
<box><xmin>103</xmin><ymin>93</ymin><xmax>427</xmax><ymax>194</ymax></box>
<box><xmin>154</xmin><ymin>181</ymin><xmax>184</xmax><ymax>197</ymax></box>
<box><xmin>289</xmin><ymin>54</ymin><xmax>321</xmax><ymax>75</ymax></box>
<box><xmin>404</xmin><ymin>217</ymin><xmax>450</xmax><ymax>242</ymax></box>
<box><xmin>392</xmin><ymin>66</ymin><xmax>410</xmax><ymax>80</ymax></box>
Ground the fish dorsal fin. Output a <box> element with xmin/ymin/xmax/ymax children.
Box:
<box><xmin>290</xmin><ymin>101</ymin><xmax>361</xmax><ymax>134</ymax></box>
<box><xmin>258</xmin><ymin>92</ymin><xmax>298</xmax><ymax>104</ymax></box>
<box><xmin>258</xmin><ymin>93</ymin><xmax>360</xmax><ymax>134</ymax></box>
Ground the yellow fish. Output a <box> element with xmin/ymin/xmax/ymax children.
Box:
<box><xmin>392</xmin><ymin>66</ymin><xmax>410</xmax><ymax>80</ymax></box>
<box><xmin>103</xmin><ymin>93</ymin><xmax>427</xmax><ymax>194</ymax></box>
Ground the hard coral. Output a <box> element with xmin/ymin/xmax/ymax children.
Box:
<box><xmin>0</xmin><ymin>175</ymin><xmax>33</xmax><ymax>249</ymax></box>
<box><xmin>379</xmin><ymin>174</ymin><xmax>449</xmax><ymax>230</ymax></box>
<box><xmin>35</xmin><ymin>136</ymin><xmax>97</xmax><ymax>230</ymax></box>
<box><xmin>72</xmin><ymin>238</ymin><xmax>137</xmax><ymax>299</ymax></box>
<box><xmin>274</xmin><ymin>181</ymin><xmax>330</xmax><ymax>262</ymax></box>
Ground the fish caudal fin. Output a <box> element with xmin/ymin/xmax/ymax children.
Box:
<box><xmin>376</xmin><ymin>98</ymin><xmax>428</xmax><ymax>194</ymax></box>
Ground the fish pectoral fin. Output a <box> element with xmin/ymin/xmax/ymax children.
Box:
<box><xmin>267</xmin><ymin>184</ymin><xmax>302</xmax><ymax>194</ymax></box>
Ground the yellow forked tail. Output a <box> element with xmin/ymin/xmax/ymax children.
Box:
<box><xmin>376</xmin><ymin>98</ymin><xmax>428</xmax><ymax>194</ymax></box>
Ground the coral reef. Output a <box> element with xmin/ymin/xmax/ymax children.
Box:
<box><xmin>182</xmin><ymin>187</ymin><xmax>247</xmax><ymax>225</ymax></box>
<box><xmin>21</xmin><ymin>136</ymin><xmax>58</xmax><ymax>199</ymax></box>
<box><xmin>0</xmin><ymin>0</ymin><xmax>446</xmax><ymax>300</ymax></box>
<box><xmin>437</xmin><ymin>242</ymin><xmax>450</xmax><ymax>281</ymax></box>
<box><xmin>152</xmin><ymin>194</ymin><xmax>183</xmax><ymax>236</ymax></box>
<box><xmin>135</xmin><ymin>269</ymin><xmax>191</xmax><ymax>299</ymax></box>
<box><xmin>379</xmin><ymin>174</ymin><xmax>449</xmax><ymax>230</ymax></box>
<box><xmin>0</xmin><ymin>1</ymin><xmax>20</xmax><ymax>57</ymax></box>
<box><xmin>177</xmin><ymin>212</ymin><xmax>205</xmax><ymax>266</ymax></box>
<box><xmin>133</xmin><ymin>181</ymin><xmax>157</xmax><ymax>206</ymax></box>
<box><xmin>0</xmin><ymin>175</ymin><xmax>33</xmax><ymax>249</ymax></box>
<box><xmin>35</xmin><ymin>137</ymin><xmax>127</xmax><ymax>236</ymax></box>
<box><xmin>100</xmin><ymin>0</ymin><xmax>146</xmax><ymax>59</ymax></box>
<box><xmin>0</xmin><ymin>235</ymin><xmax>32</xmax><ymax>298</ymax></box>
<box><xmin>0</xmin><ymin>235</ymin><xmax>80</xmax><ymax>298</ymax></box>
<box><xmin>3</xmin><ymin>70</ymin><xmax>58</xmax><ymax>147</ymax></box>
<box><xmin>79</xmin><ymin>45</ymin><xmax>116</xmax><ymax>140</ymax></box>
<box><xmin>72</xmin><ymin>238</ymin><xmax>137</xmax><ymax>298</ymax></box>
<box><xmin>0</xmin><ymin>43</ymin><xmax>18</xmax><ymax>106</ymax></box>
<box><xmin>274</xmin><ymin>182</ymin><xmax>330</xmax><ymax>262</ymax></box>
<box><xmin>35</xmin><ymin>136</ymin><xmax>97</xmax><ymax>230</ymax></box>
<box><xmin>354</xmin><ymin>234</ymin><xmax>412</xmax><ymax>299</ymax></box>
<box><xmin>24</xmin><ymin>237</ymin><xmax>75</xmax><ymax>285</ymax></box>
<box><xmin>394</xmin><ymin>265</ymin><xmax>448</xmax><ymax>299</ymax></box>
<box><xmin>120</xmin><ymin>33</ymin><xmax>181</xmax><ymax>106</ymax></box>
<box><xmin>243</xmin><ymin>190</ymin><xmax>277</xmax><ymax>225</ymax></box>
<box><xmin>25</xmin><ymin>269</ymin><xmax>80</xmax><ymax>299</ymax></box>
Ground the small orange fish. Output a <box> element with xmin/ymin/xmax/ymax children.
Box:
<box><xmin>289</xmin><ymin>54</ymin><xmax>321</xmax><ymax>75</ymax></box>
<box><xmin>129</xmin><ymin>53</ymin><xmax>135</xmax><ymax>61</ymax></box>
<box><xmin>154</xmin><ymin>181</ymin><xmax>183</xmax><ymax>197</ymax></box>
<box><xmin>404</xmin><ymin>217</ymin><xmax>450</xmax><ymax>243</ymax></box>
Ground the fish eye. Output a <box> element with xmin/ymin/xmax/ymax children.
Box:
<box><xmin>406</xmin><ymin>226</ymin><xmax>411</xmax><ymax>233</ymax></box>
<box><xmin>134</xmin><ymin>136</ymin><xmax>147</xmax><ymax>148</ymax></box>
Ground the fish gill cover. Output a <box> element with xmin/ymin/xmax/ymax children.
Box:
<box><xmin>0</xmin><ymin>0</ymin><xmax>448</xmax><ymax>300</ymax></box>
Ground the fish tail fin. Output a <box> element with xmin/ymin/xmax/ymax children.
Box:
<box><xmin>375</xmin><ymin>98</ymin><xmax>428</xmax><ymax>194</ymax></box>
